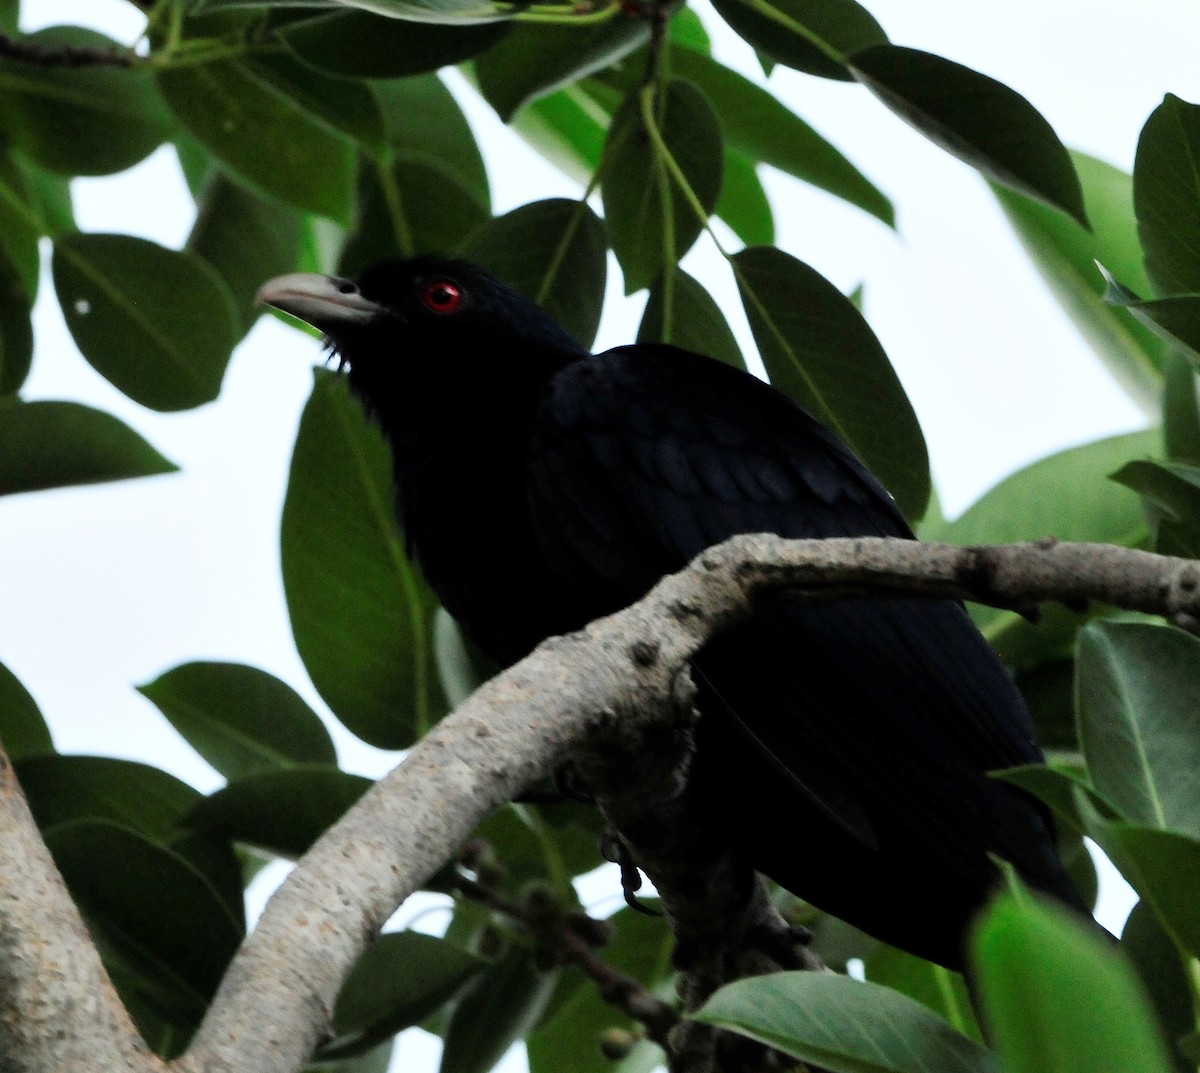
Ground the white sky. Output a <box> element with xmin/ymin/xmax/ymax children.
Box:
<box><xmin>5</xmin><ymin>0</ymin><xmax>1196</xmax><ymax>1066</ymax></box>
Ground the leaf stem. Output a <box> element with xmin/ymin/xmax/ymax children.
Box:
<box><xmin>740</xmin><ymin>0</ymin><xmax>847</xmax><ymax>68</ymax></box>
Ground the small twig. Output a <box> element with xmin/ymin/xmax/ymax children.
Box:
<box><xmin>0</xmin><ymin>32</ymin><xmax>136</xmax><ymax>68</ymax></box>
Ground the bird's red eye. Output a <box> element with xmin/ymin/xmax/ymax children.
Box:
<box><xmin>421</xmin><ymin>280</ymin><xmax>463</xmax><ymax>315</ymax></box>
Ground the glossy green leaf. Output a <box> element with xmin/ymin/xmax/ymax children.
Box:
<box><xmin>1111</xmin><ymin>458</ymin><xmax>1200</xmax><ymax>556</ymax></box>
<box><xmin>1076</xmin><ymin>622</ymin><xmax>1200</xmax><ymax>837</ymax></box>
<box><xmin>864</xmin><ymin>945</ymin><xmax>980</xmax><ymax>1041</ymax></box>
<box><xmin>52</xmin><ymin>233</ymin><xmax>240</xmax><ymax>412</ymax></box>
<box><xmin>157</xmin><ymin>60</ymin><xmax>356</xmax><ymax>223</ymax></box>
<box><xmin>45</xmin><ymin>819</ymin><xmax>243</xmax><ymax>1055</ymax></box>
<box><xmin>670</xmin><ymin>45</ymin><xmax>893</xmax><ymax>226</ymax></box>
<box><xmin>0</xmin><ymin>27</ymin><xmax>170</xmax><ymax>176</ymax></box>
<box><xmin>994</xmin><ymin>153</ymin><xmax>1167</xmax><ymax>412</ymax></box>
<box><xmin>0</xmin><ymin>660</ymin><xmax>52</xmax><ymax>758</ymax></box>
<box><xmin>460</xmin><ymin>198</ymin><xmax>607</xmax><ymax>348</ymax></box>
<box><xmin>138</xmin><ymin>662</ymin><xmax>335</xmax><ymax>780</ymax></box>
<box><xmin>732</xmin><ymin>245</ymin><xmax>929</xmax><ymax>521</ymax></box>
<box><xmin>283</xmin><ymin>371</ymin><xmax>446</xmax><ymax>748</ymax></box>
<box><xmin>1122</xmin><ymin>900</ymin><xmax>1195</xmax><ymax>1073</ymax></box>
<box><xmin>187</xmin><ymin>173</ymin><xmax>305</xmax><ymax>334</ymax></box>
<box><xmin>697</xmin><ymin>972</ymin><xmax>997</xmax><ymax>1073</ymax></box>
<box><xmin>0</xmin><ymin>145</ymin><xmax>42</xmax><ymax>297</ymax></box>
<box><xmin>0</xmin><ymin>399</ymin><xmax>176</xmax><ymax>496</ymax></box>
<box><xmin>1164</xmin><ymin>354</ymin><xmax>1200</xmax><ymax>464</ymax></box>
<box><xmin>973</xmin><ymin>893</ymin><xmax>1171</xmax><ymax>1073</ymax></box>
<box><xmin>1100</xmin><ymin>268</ymin><xmax>1200</xmax><ymax>368</ymax></box>
<box><xmin>1135</xmin><ymin>95</ymin><xmax>1200</xmax><ymax>297</ymax></box>
<box><xmin>339</xmin><ymin>157</ymin><xmax>488</xmax><ymax>273</ymax></box>
<box><xmin>441</xmin><ymin>946</ymin><xmax>560</xmax><ymax>1073</ymax></box>
<box><xmin>717</xmin><ymin>150</ymin><xmax>775</xmax><ymax>247</ymax></box>
<box><xmin>279</xmin><ymin>9</ymin><xmax>508</xmax><ymax>75</ymax></box>
<box><xmin>476</xmin><ymin>17</ymin><xmax>648</xmax><ymax>122</ymax></box>
<box><xmin>638</xmin><ymin>267</ymin><xmax>745</xmax><ymax>370</ymax></box>
<box><xmin>527</xmin><ymin>906</ymin><xmax>672</xmax><ymax>1073</ymax></box>
<box><xmin>852</xmin><ymin>46</ymin><xmax>1086</xmax><ymax>228</ymax></box>
<box><xmin>17</xmin><ymin>156</ymin><xmax>73</xmax><ymax>238</ymax></box>
<box><xmin>323</xmin><ymin>932</ymin><xmax>487</xmax><ymax>1059</ymax></box>
<box><xmin>371</xmin><ymin>74</ymin><xmax>490</xmax><ymax>205</ymax></box>
<box><xmin>708</xmin><ymin>0</ymin><xmax>886</xmax><ymax>80</ymax></box>
<box><xmin>186</xmin><ymin>766</ymin><xmax>373</xmax><ymax>858</ymax></box>
<box><xmin>510</xmin><ymin>81</ymin><xmax>612</xmax><ymax>184</ymax></box>
<box><xmin>602</xmin><ymin>80</ymin><xmax>723</xmax><ymax>294</ymax></box>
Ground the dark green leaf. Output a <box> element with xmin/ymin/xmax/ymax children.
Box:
<box><xmin>852</xmin><ymin>46</ymin><xmax>1086</xmax><ymax>228</ymax></box>
<box><xmin>460</xmin><ymin>198</ymin><xmax>607</xmax><ymax>348</ymax></box>
<box><xmin>0</xmin><ymin>145</ymin><xmax>41</xmax><ymax>297</ymax></box>
<box><xmin>476</xmin><ymin>17</ymin><xmax>648</xmax><ymax>122</ymax></box>
<box><xmin>473</xmin><ymin>803</ymin><xmax>603</xmax><ymax>892</ymax></box>
<box><xmin>52</xmin><ymin>233</ymin><xmax>240</xmax><ymax>411</ymax></box>
<box><xmin>339</xmin><ymin>157</ymin><xmax>488</xmax><ymax>273</ymax></box>
<box><xmin>1111</xmin><ymin>458</ymin><xmax>1200</xmax><ymax>555</ymax></box>
<box><xmin>440</xmin><ymin>946</ymin><xmax>559</xmax><ymax>1073</ymax></box>
<box><xmin>1076</xmin><ymin>622</ymin><xmax>1200</xmax><ymax>837</ymax></box>
<box><xmin>323</xmin><ymin>932</ymin><xmax>487</xmax><ymax>1058</ymax></box>
<box><xmin>279</xmin><ymin>10</ymin><xmax>509</xmax><ymax>77</ymax></box>
<box><xmin>0</xmin><ymin>399</ymin><xmax>176</xmax><ymax>496</ymax></box>
<box><xmin>731</xmin><ymin>245</ymin><xmax>930</xmax><ymax>521</ymax></box>
<box><xmin>157</xmin><ymin>60</ymin><xmax>356</xmax><ymax>222</ymax></box>
<box><xmin>17</xmin><ymin>156</ymin><xmax>73</xmax><ymax>237</ymax></box>
<box><xmin>138</xmin><ymin>662</ymin><xmax>336</xmax><ymax>780</ymax></box>
<box><xmin>990</xmin><ymin>764</ymin><xmax>1112</xmax><ymax>835</ymax></box>
<box><xmin>1012</xmin><ymin>659</ymin><xmax>1077</xmax><ymax>751</ymax></box>
<box><xmin>1135</xmin><ymin>94</ymin><xmax>1200</xmax><ymax>297</ymax></box>
<box><xmin>1099</xmin><ymin>267</ymin><xmax>1200</xmax><ymax>368</ymax></box>
<box><xmin>45</xmin><ymin>819</ymin><xmax>243</xmax><ymax>1056</ymax></box>
<box><xmin>186</xmin><ymin>766</ymin><xmax>373</xmax><ymax>858</ymax></box>
<box><xmin>0</xmin><ymin>660</ymin><xmax>52</xmax><ymax>758</ymax></box>
<box><xmin>316</xmin><ymin>1041</ymin><xmax>395</xmax><ymax>1073</ymax></box>
<box><xmin>371</xmin><ymin>74</ymin><xmax>489</xmax><ymax>206</ymax></box>
<box><xmin>697</xmin><ymin>972</ymin><xmax>998</xmax><ymax>1073</ymax></box>
<box><xmin>973</xmin><ymin>893</ymin><xmax>1172</xmax><ymax>1073</ymax></box>
<box><xmin>670</xmin><ymin>45</ymin><xmax>893</xmax><ymax>226</ymax></box>
<box><xmin>1123</xmin><ymin>901</ymin><xmax>1195</xmax><ymax>1073</ymax></box>
<box><xmin>863</xmin><ymin>946</ymin><xmax>981</xmax><ymax>1042</ymax></box>
<box><xmin>994</xmin><ymin>153</ymin><xmax>1167</xmax><ymax>411</ymax></box>
<box><xmin>0</xmin><ymin>262</ymin><xmax>32</xmax><ymax>396</ymax></box>
<box><xmin>1164</xmin><ymin>354</ymin><xmax>1200</xmax><ymax>464</ymax></box>
<box><xmin>708</xmin><ymin>0</ymin><xmax>885</xmax><ymax>80</ymax></box>
<box><xmin>0</xmin><ymin>27</ymin><xmax>170</xmax><ymax>176</ymax></box>
<box><xmin>602</xmin><ymin>80</ymin><xmax>723</xmax><ymax>294</ymax></box>
<box><xmin>638</xmin><ymin>267</ymin><xmax>744</xmax><ymax>369</ymax></box>
<box><xmin>187</xmin><ymin>173</ymin><xmax>306</xmax><ymax>334</ymax></box>
<box><xmin>717</xmin><ymin>150</ymin><xmax>775</xmax><ymax>247</ymax></box>
<box><xmin>281</xmin><ymin>370</ymin><xmax>446</xmax><ymax>748</ymax></box>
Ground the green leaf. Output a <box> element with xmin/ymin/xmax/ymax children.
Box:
<box><xmin>1111</xmin><ymin>458</ymin><xmax>1200</xmax><ymax>556</ymax></box>
<box><xmin>282</xmin><ymin>370</ymin><xmax>446</xmax><ymax>749</ymax></box>
<box><xmin>371</xmin><ymin>74</ymin><xmax>490</xmax><ymax>206</ymax></box>
<box><xmin>278</xmin><ymin>11</ymin><xmax>509</xmax><ymax>78</ymax></box>
<box><xmin>993</xmin><ymin>153</ymin><xmax>1167</xmax><ymax>413</ymax></box>
<box><xmin>1012</xmin><ymin>659</ymin><xmax>1077</xmax><ymax>751</ymax></box>
<box><xmin>1164</xmin><ymin>353</ymin><xmax>1200</xmax><ymax>464</ymax></box>
<box><xmin>323</xmin><ymin>932</ymin><xmax>488</xmax><ymax>1059</ymax></box>
<box><xmin>0</xmin><ymin>264</ymin><xmax>32</xmax><ymax>396</ymax></box>
<box><xmin>339</xmin><ymin>157</ymin><xmax>488</xmax><ymax>273</ymax></box>
<box><xmin>138</xmin><ymin>662</ymin><xmax>336</xmax><ymax>780</ymax></box>
<box><xmin>707</xmin><ymin>0</ymin><xmax>886</xmax><ymax>81</ymax></box>
<box><xmin>1135</xmin><ymin>94</ymin><xmax>1200</xmax><ymax>297</ymax></box>
<box><xmin>638</xmin><ymin>267</ymin><xmax>745</xmax><ymax>370</ymax></box>
<box><xmin>731</xmin><ymin>245</ymin><xmax>930</xmax><ymax>522</ymax></box>
<box><xmin>851</xmin><ymin>46</ymin><xmax>1086</xmax><ymax>228</ymax></box>
<box><xmin>17</xmin><ymin>156</ymin><xmax>73</xmax><ymax>237</ymax></box>
<box><xmin>717</xmin><ymin>150</ymin><xmax>775</xmax><ymax>247</ymax></box>
<box><xmin>1122</xmin><ymin>901</ymin><xmax>1195</xmax><ymax>1073</ymax></box>
<box><xmin>186</xmin><ymin>767</ymin><xmax>373</xmax><ymax>858</ymax></box>
<box><xmin>0</xmin><ymin>27</ymin><xmax>170</xmax><ymax>176</ymax></box>
<box><xmin>440</xmin><ymin>946</ymin><xmax>560</xmax><ymax>1073</ymax></box>
<box><xmin>1076</xmin><ymin>622</ymin><xmax>1200</xmax><ymax>837</ymax></box>
<box><xmin>0</xmin><ymin>145</ymin><xmax>42</xmax><ymax>297</ymax></box>
<box><xmin>990</xmin><ymin>764</ymin><xmax>1112</xmax><ymax>836</ymax></box>
<box><xmin>157</xmin><ymin>59</ymin><xmax>356</xmax><ymax>223</ymax></box>
<box><xmin>44</xmin><ymin>819</ymin><xmax>243</xmax><ymax>1056</ymax></box>
<box><xmin>0</xmin><ymin>399</ymin><xmax>176</xmax><ymax>496</ymax></box>
<box><xmin>973</xmin><ymin>893</ymin><xmax>1172</xmax><ymax>1073</ymax></box>
<box><xmin>696</xmin><ymin>972</ymin><xmax>998</xmax><ymax>1073</ymax></box>
<box><xmin>0</xmin><ymin>660</ymin><xmax>52</xmax><ymax>758</ymax></box>
<box><xmin>669</xmin><ymin>45</ymin><xmax>893</xmax><ymax>227</ymax></box>
<box><xmin>433</xmin><ymin>609</ymin><xmax>496</xmax><ymax>710</ymax></box>
<box><xmin>52</xmin><ymin>233</ymin><xmax>240</xmax><ymax>412</ymax></box>
<box><xmin>510</xmin><ymin>82</ymin><xmax>610</xmax><ymax>185</ymax></box>
<box><xmin>863</xmin><ymin>946</ymin><xmax>980</xmax><ymax>1042</ymax></box>
<box><xmin>460</xmin><ymin>198</ymin><xmax>607</xmax><ymax>348</ymax></box>
<box><xmin>475</xmin><ymin>17</ymin><xmax>648</xmax><ymax>122</ymax></box>
<box><xmin>602</xmin><ymin>80</ymin><xmax>723</xmax><ymax>294</ymax></box>
<box><xmin>1099</xmin><ymin>267</ymin><xmax>1200</xmax><ymax>368</ymax></box>
<box><xmin>187</xmin><ymin>173</ymin><xmax>305</xmax><ymax>334</ymax></box>
<box><xmin>203</xmin><ymin>0</ymin><xmax>510</xmax><ymax>23</ymax></box>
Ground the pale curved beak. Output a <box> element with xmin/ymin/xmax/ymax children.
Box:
<box><xmin>257</xmin><ymin>273</ymin><xmax>383</xmax><ymax>333</ymax></box>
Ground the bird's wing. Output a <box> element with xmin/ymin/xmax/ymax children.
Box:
<box><xmin>527</xmin><ymin>344</ymin><xmax>1057</xmax><ymax>895</ymax></box>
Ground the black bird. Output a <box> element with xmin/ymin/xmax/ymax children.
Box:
<box><xmin>258</xmin><ymin>258</ymin><xmax>1088</xmax><ymax>970</ymax></box>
